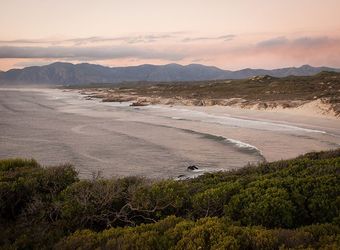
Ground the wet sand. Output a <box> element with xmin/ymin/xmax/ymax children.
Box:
<box><xmin>0</xmin><ymin>88</ymin><xmax>339</xmax><ymax>178</ymax></box>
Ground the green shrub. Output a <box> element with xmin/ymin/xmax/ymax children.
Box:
<box><xmin>226</xmin><ymin>187</ymin><xmax>296</xmax><ymax>228</ymax></box>
<box><xmin>1</xmin><ymin>149</ymin><xmax>340</xmax><ymax>249</ymax></box>
<box><xmin>191</xmin><ymin>181</ymin><xmax>241</xmax><ymax>217</ymax></box>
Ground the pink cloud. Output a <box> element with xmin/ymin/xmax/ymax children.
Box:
<box><xmin>1</xmin><ymin>34</ymin><xmax>340</xmax><ymax>71</ymax></box>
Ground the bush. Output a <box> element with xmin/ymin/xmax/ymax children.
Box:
<box><xmin>1</xmin><ymin>149</ymin><xmax>339</xmax><ymax>249</ymax></box>
<box><xmin>57</xmin><ymin>217</ymin><xmax>340</xmax><ymax>250</ymax></box>
<box><xmin>191</xmin><ymin>181</ymin><xmax>241</xmax><ymax>217</ymax></box>
<box><xmin>226</xmin><ymin>187</ymin><xmax>296</xmax><ymax>228</ymax></box>
<box><xmin>0</xmin><ymin>159</ymin><xmax>78</xmax><ymax>222</ymax></box>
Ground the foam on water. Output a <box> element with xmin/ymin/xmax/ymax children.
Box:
<box><xmin>44</xmin><ymin>90</ymin><xmax>326</xmax><ymax>135</ymax></box>
<box><xmin>225</xmin><ymin>138</ymin><xmax>260</xmax><ymax>151</ymax></box>
<box><xmin>2</xmin><ymin>88</ymin><xmax>339</xmax><ymax>180</ymax></box>
<box><xmin>146</xmin><ymin>105</ymin><xmax>327</xmax><ymax>134</ymax></box>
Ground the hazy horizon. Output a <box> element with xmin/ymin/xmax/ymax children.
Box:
<box><xmin>1</xmin><ymin>61</ymin><xmax>339</xmax><ymax>73</ymax></box>
<box><xmin>1</xmin><ymin>0</ymin><xmax>340</xmax><ymax>71</ymax></box>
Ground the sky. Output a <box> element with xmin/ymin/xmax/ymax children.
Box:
<box><xmin>0</xmin><ymin>0</ymin><xmax>340</xmax><ymax>71</ymax></box>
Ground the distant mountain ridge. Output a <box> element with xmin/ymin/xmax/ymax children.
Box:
<box><xmin>0</xmin><ymin>62</ymin><xmax>339</xmax><ymax>85</ymax></box>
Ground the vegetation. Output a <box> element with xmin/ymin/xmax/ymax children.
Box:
<box><xmin>68</xmin><ymin>71</ymin><xmax>340</xmax><ymax>100</ymax></box>
<box><xmin>0</xmin><ymin>149</ymin><xmax>339</xmax><ymax>249</ymax></box>
<box><xmin>73</xmin><ymin>71</ymin><xmax>340</xmax><ymax>115</ymax></box>
<box><xmin>110</xmin><ymin>71</ymin><xmax>340</xmax><ymax>102</ymax></box>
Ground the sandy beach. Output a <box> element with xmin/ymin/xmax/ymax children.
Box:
<box><xmin>1</xmin><ymin>88</ymin><xmax>339</xmax><ymax>179</ymax></box>
<box><xmin>76</xmin><ymin>87</ymin><xmax>340</xmax><ymax>161</ymax></box>
<box><xmin>170</xmin><ymin>104</ymin><xmax>340</xmax><ymax>161</ymax></box>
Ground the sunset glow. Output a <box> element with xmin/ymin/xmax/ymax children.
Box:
<box><xmin>1</xmin><ymin>0</ymin><xmax>340</xmax><ymax>70</ymax></box>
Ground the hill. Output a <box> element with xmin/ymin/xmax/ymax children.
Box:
<box><xmin>0</xmin><ymin>62</ymin><xmax>339</xmax><ymax>85</ymax></box>
<box><xmin>78</xmin><ymin>71</ymin><xmax>340</xmax><ymax>117</ymax></box>
<box><xmin>1</xmin><ymin>149</ymin><xmax>339</xmax><ymax>249</ymax></box>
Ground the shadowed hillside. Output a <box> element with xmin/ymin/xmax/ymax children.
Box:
<box><xmin>0</xmin><ymin>62</ymin><xmax>339</xmax><ymax>85</ymax></box>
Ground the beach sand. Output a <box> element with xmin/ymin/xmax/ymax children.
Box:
<box><xmin>1</xmin><ymin>88</ymin><xmax>339</xmax><ymax>179</ymax></box>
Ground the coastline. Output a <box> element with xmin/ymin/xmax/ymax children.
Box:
<box><xmin>72</xmin><ymin>88</ymin><xmax>340</xmax><ymax>162</ymax></box>
<box><xmin>76</xmin><ymin>88</ymin><xmax>339</xmax><ymax>120</ymax></box>
<box><xmin>1</xmin><ymin>87</ymin><xmax>339</xmax><ymax>178</ymax></box>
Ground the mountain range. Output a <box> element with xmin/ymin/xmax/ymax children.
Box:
<box><xmin>0</xmin><ymin>62</ymin><xmax>339</xmax><ymax>85</ymax></box>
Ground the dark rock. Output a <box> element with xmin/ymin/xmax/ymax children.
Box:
<box><xmin>130</xmin><ymin>102</ymin><xmax>148</xmax><ymax>107</ymax></box>
<box><xmin>187</xmin><ymin>165</ymin><xmax>198</xmax><ymax>170</ymax></box>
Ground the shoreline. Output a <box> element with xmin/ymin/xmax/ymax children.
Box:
<box><xmin>1</xmin><ymin>87</ymin><xmax>339</xmax><ymax>178</ymax></box>
<box><xmin>71</xmin><ymin>88</ymin><xmax>340</xmax><ymax>162</ymax></box>
<box><xmin>75</xmin><ymin>88</ymin><xmax>339</xmax><ymax>120</ymax></box>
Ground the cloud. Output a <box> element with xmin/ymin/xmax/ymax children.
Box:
<box><xmin>257</xmin><ymin>36</ymin><xmax>288</xmax><ymax>47</ymax></box>
<box><xmin>0</xmin><ymin>33</ymin><xmax>235</xmax><ymax>62</ymax></box>
<box><xmin>64</xmin><ymin>34</ymin><xmax>176</xmax><ymax>45</ymax></box>
<box><xmin>13</xmin><ymin>60</ymin><xmax>52</xmax><ymax>68</ymax></box>
<box><xmin>293</xmin><ymin>36</ymin><xmax>330</xmax><ymax>46</ymax></box>
<box><xmin>182</xmin><ymin>34</ymin><xmax>235</xmax><ymax>42</ymax></box>
<box><xmin>0</xmin><ymin>32</ymin><xmax>185</xmax><ymax>46</ymax></box>
<box><xmin>0</xmin><ymin>38</ymin><xmax>55</xmax><ymax>45</ymax></box>
<box><xmin>0</xmin><ymin>36</ymin><xmax>160</xmax><ymax>46</ymax></box>
<box><xmin>0</xmin><ymin>45</ymin><xmax>186</xmax><ymax>61</ymax></box>
<box><xmin>0</xmin><ymin>33</ymin><xmax>235</xmax><ymax>46</ymax></box>
<box><xmin>1</xmin><ymin>34</ymin><xmax>339</xmax><ymax>71</ymax></box>
<box><xmin>218</xmin><ymin>35</ymin><xmax>340</xmax><ymax>69</ymax></box>
<box><xmin>257</xmin><ymin>36</ymin><xmax>334</xmax><ymax>48</ymax></box>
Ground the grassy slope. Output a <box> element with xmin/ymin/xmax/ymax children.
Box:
<box><xmin>81</xmin><ymin>71</ymin><xmax>340</xmax><ymax>114</ymax></box>
<box><xmin>123</xmin><ymin>72</ymin><xmax>340</xmax><ymax>101</ymax></box>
